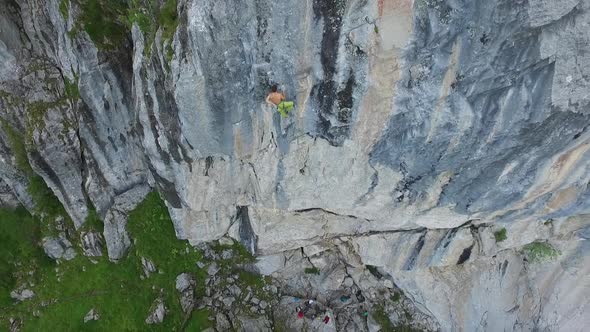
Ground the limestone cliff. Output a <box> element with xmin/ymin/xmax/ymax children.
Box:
<box><xmin>0</xmin><ymin>0</ymin><xmax>589</xmax><ymax>330</ymax></box>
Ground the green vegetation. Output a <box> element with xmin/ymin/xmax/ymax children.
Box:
<box><xmin>127</xmin><ymin>0</ymin><xmax>178</xmax><ymax>58</ymax></box>
<box><xmin>158</xmin><ymin>0</ymin><xmax>178</xmax><ymax>43</ymax></box>
<box><xmin>523</xmin><ymin>241</ymin><xmax>560</xmax><ymax>263</ymax></box>
<box><xmin>64</xmin><ymin>76</ymin><xmax>80</xmax><ymax>102</ymax></box>
<box><xmin>64</xmin><ymin>0</ymin><xmax>178</xmax><ymax>55</ymax></box>
<box><xmin>374</xmin><ymin>25</ymin><xmax>379</xmax><ymax>34</ymax></box>
<box><xmin>59</xmin><ymin>0</ymin><xmax>69</xmax><ymax>20</ymax></box>
<box><xmin>25</xmin><ymin>99</ymin><xmax>69</xmax><ymax>142</ymax></box>
<box><xmin>0</xmin><ymin>207</ymin><xmax>49</xmax><ymax>308</ymax></box>
<box><xmin>77</xmin><ymin>0</ymin><xmax>129</xmax><ymax>50</ymax></box>
<box><xmin>366</xmin><ymin>264</ymin><xmax>382</xmax><ymax>278</ymax></box>
<box><xmin>80</xmin><ymin>204</ymin><xmax>103</xmax><ymax>233</ymax></box>
<box><xmin>304</xmin><ymin>267</ymin><xmax>320</xmax><ymax>275</ymax></box>
<box><xmin>0</xmin><ymin>191</ymin><xmax>218</xmax><ymax>330</ymax></box>
<box><xmin>0</xmin><ymin>120</ymin><xmax>33</xmax><ymax>175</ymax></box>
<box><xmin>372</xmin><ymin>305</ymin><xmax>421</xmax><ymax>332</ymax></box>
<box><xmin>494</xmin><ymin>228</ymin><xmax>507</xmax><ymax>242</ymax></box>
<box><xmin>208</xmin><ymin>238</ymin><xmax>273</xmax><ymax>305</ymax></box>
<box><xmin>391</xmin><ymin>291</ymin><xmax>401</xmax><ymax>303</ymax></box>
<box><xmin>372</xmin><ymin>305</ymin><xmax>395</xmax><ymax>331</ymax></box>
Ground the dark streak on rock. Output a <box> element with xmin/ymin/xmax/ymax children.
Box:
<box><xmin>237</xmin><ymin>206</ymin><xmax>257</xmax><ymax>255</ymax></box>
<box><xmin>457</xmin><ymin>244</ymin><xmax>474</xmax><ymax>265</ymax></box>
<box><xmin>404</xmin><ymin>232</ymin><xmax>426</xmax><ymax>270</ymax></box>
<box><xmin>311</xmin><ymin>0</ymin><xmax>348</xmax><ymax>146</ymax></box>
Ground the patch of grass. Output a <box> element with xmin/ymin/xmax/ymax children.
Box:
<box><xmin>80</xmin><ymin>205</ymin><xmax>103</xmax><ymax>233</ymax></box>
<box><xmin>77</xmin><ymin>0</ymin><xmax>129</xmax><ymax>50</ymax></box>
<box><xmin>372</xmin><ymin>305</ymin><xmax>395</xmax><ymax>331</ymax></box>
<box><xmin>523</xmin><ymin>241</ymin><xmax>560</xmax><ymax>263</ymax></box>
<box><xmin>372</xmin><ymin>305</ymin><xmax>421</xmax><ymax>332</ymax></box>
<box><xmin>166</xmin><ymin>44</ymin><xmax>174</xmax><ymax>62</ymax></box>
<box><xmin>1</xmin><ymin>191</ymin><xmax>213</xmax><ymax>330</ymax></box>
<box><xmin>304</xmin><ymin>267</ymin><xmax>320</xmax><ymax>275</ymax></box>
<box><xmin>158</xmin><ymin>0</ymin><xmax>178</xmax><ymax>42</ymax></box>
<box><xmin>127</xmin><ymin>0</ymin><xmax>178</xmax><ymax>59</ymax></box>
<box><xmin>236</xmin><ymin>270</ymin><xmax>265</xmax><ymax>290</ymax></box>
<box><xmin>59</xmin><ymin>0</ymin><xmax>69</xmax><ymax>20</ymax></box>
<box><xmin>63</xmin><ymin>76</ymin><xmax>80</xmax><ymax>101</ymax></box>
<box><xmin>374</xmin><ymin>25</ymin><xmax>379</xmax><ymax>34</ymax></box>
<box><xmin>185</xmin><ymin>308</ymin><xmax>213</xmax><ymax>331</ymax></box>
<box><xmin>391</xmin><ymin>291</ymin><xmax>401</xmax><ymax>303</ymax></box>
<box><xmin>211</xmin><ymin>239</ymin><xmax>256</xmax><ymax>265</ymax></box>
<box><xmin>25</xmin><ymin>99</ymin><xmax>69</xmax><ymax>142</ymax></box>
<box><xmin>28</xmin><ymin>176</ymin><xmax>67</xmax><ymax>219</ymax></box>
<box><xmin>0</xmin><ymin>120</ymin><xmax>33</xmax><ymax>175</ymax></box>
<box><xmin>494</xmin><ymin>228</ymin><xmax>507</xmax><ymax>242</ymax></box>
<box><xmin>0</xmin><ymin>207</ymin><xmax>49</xmax><ymax>308</ymax></box>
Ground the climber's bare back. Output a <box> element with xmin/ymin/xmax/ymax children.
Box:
<box><xmin>266</xmin><ymin>92</ymin><xmax>285</xmax><ymax>106</ymax></box>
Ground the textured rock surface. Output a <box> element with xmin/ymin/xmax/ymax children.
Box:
<box><xmin>80</xmin><ymin>231</ymin><xmax>104</xmax><ymax>257</ymax></box>
<box><xmin>175</xmin><ymin>272</ymin><xmax>196</xmax><ymax>313</ymax></box>
<box><xmin>10</xmin><ymin>288</ymin><xmax>34</xmax><ymax>302</ymax></box>
<box><xmin>42</xmin><ymin>236</ymin><xmax>76</xmax><ymax>261</ymax></box>
<box><xmin>83</xmin><ymin>308</ymin><xmax>99</xmax><ymax>323</ymax></box>
<box><xmin>1</xmin><ymin>0</ymin><xmax>589</xmax><ymax>330</ymax></box>
<box><xmin>145</xmin><ymin>298</ymin><xmax>166</xmax><ymax>325</ymax></box>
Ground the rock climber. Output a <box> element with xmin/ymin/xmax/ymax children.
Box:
<box><xmin>266</xmin><ymin>84</ymin><xmax>294</xmax><ymax>117</ymax></box>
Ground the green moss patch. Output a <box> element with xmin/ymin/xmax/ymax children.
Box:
<box><xmin>0</xmin><ymin>120</ymin><xmax>33</xmax><ymax>176</ymax></box>
<box><xmin>494</xmin><ymin>228</ymin><xmax>507</xmax><ymax>242</ymax></box>
<box><xmin>523</xmin><ymin>241</ymin><xmax>560</xmax><ymax>263</ymax></box>
<box><xmin>74</xmin><ymin>0</ymin><xmax>129</xmax><ymax>50</ymax></box>
<box><xmin>59</xmin><ymin>0</ymin><xmax>69</xmax><ymax>20</ymax></box>
<box><xmin>304</xmin><ymin>267</ymin><xmax>320</xmax><ymax>275</ymax></box>
<box><xmin>128</xmin><ymin>0</ymin><xmax>178</xmax><ymax>58</ymax></box>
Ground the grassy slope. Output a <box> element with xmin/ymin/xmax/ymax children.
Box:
<box><xmin>0</xmin><ymin>192</ymin><xmax>212</xmax><ymax>331</ymax></box>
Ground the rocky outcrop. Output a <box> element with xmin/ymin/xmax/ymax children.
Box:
<box><xmin>83</xmin><ymin>308</ymin><xmax>99</xmax><ymax>323</ymax></box>
<box><xmin>175</xmin><ymin>273</ymin><xmax>196</xmax><ymax>313</ymax></box>
<box><xmin>10</xmin><ymin>288</ymin><xmax>34</xmax><ymax>302</ymax></box>
<box><xmin>80</xmin><ymin>231</ymin><xmax>104</xmax><ymax>257</ymax></box>
<box><xmin>145</xmin><ymin>298</ymin><xmax>166</xmax><ymax>325</ymax></box>
<box><xmin>104</xmin><ymin>185</ymin><xmax>150</xmax><ymax>260</ymax></box>
<box><xmin>0</xmin><ymin>0</ymin><xmax>589</xmax><ymax>330</ymax></box>
<box><xmin>42</xmin><ymin>236</ymin><xmax>76</xmax><ymax>261</ymax></box>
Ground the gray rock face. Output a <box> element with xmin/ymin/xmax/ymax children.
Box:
<box><xmin>83</xmin><ymin>308</ymin><xmax>99</xmax><ymax>323</ymax></box>
<box><xmin>10</xmin><ymin>288</ymin><xmax>34</xmax><ymax>302</ymax></box>
<box><xmin>104</xmin><ymin>186</ymin><xmax>150</xmax><ymax>261</ymax></box>
<box><xmin>216</xmin><ymin>313</ymin><xmax>231</xmax><ymax>331</ymax></box>
<box><xmin>145</xmin><ymin>298</ymin><xmax>166</xmax><ymax>325</ymax></box>
<box><xmin>175</xmin><ymin>273</ymin><xmax>196</xmax><ymax>313</ymax></box>
<box><xmin>141</xmin><ymin>257</ymin><xmax>157</xmax><ymax>278</ymax></box>
<box><xmin>81</xmin><ymin>232</ymin><xmax>104</xmax><ymax>257</ymax></box>
<box><xmin>1</xmin><ymin>0</ymin><xmax>590</xmax><ymax>330</ymax></box>
<box><xmin>42</xmin><ymin>237</ymin><xmax>76</xmax><ymax>261</ymax></box>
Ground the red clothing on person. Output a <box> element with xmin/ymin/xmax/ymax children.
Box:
<box><xmin>323</xmin><ymin>315</ymin><xmax>330</xmax><ymax>324</ymax></box>
<box><xmin>298</xmin><ymin>311</ymin><xmax>304</xmax><ymax>319</ymax></box>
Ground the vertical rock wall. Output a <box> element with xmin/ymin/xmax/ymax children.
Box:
<box><xmin>0</xmin><ymin>0</ymin><xmax>589</xmax><ymax>330</ymax></box>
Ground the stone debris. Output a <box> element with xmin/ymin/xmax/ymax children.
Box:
<box><xmin>175</xmin><ymin>273</ymin><xmax>196</xmax><ymax>313</ymax></box>
<box><xmin>141</xmin><ymin>257</ymin><xmax>157</xmax><ymax>278</ymax></box>
<box><xmin>145</xmin><ymin>298</ymin><xmax>166</xmax><ymax>324</ymax></box>
<box><xmin>83</xmin><ymin>308</ymin><xmax>100</xmax><ymax>323</ymax></box>
<box><xmin>42</xmin><ymin>237</ymin><xmax>76</xmax><ymax>261</ymax></box>
<box><xmin>81</xmin><ymin>232</ymin><xmax>104</xmax><ymax>257</ymax></box>
<box><xmin>207</xmin><ymin>262</ymin><xmax>220</xmax><ymax>276</ymax></box>
<box><xmin>10</xmin><ymin>288</ymin><xmax>34</xmax><ymax>302</ymax></box>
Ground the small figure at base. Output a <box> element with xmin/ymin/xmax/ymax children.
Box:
<box><xmin>266</xmin><ymin>84</ymin><xmax>294</xmax><ymax>118</ymax></box>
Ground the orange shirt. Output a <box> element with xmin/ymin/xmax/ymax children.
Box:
<box><xmin>266</xmin><ymin>92</ymin><xmax>285</xmax><ymax>105</ymax></box>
